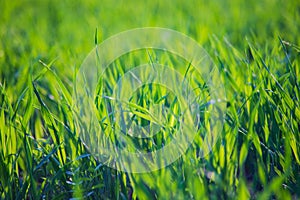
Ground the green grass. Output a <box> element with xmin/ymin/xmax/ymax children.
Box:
<box><xmin>0</xmin><ymin>0</ymin><xmax>299</xmax><ymax>199</ymax></box>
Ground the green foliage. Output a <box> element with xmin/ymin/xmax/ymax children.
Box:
<box><xmin>0</xmin><ymin>0</ymin><xmax>299</xmax><ymax>199</ymax></box>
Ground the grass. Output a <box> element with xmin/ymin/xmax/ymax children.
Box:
<box><xmin>0</xmin><ymin>0</ymin><xmax>299</xmax><ymax>199</ymax></box>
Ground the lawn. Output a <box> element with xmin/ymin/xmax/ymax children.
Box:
<box><xmin>0</xmin><ymin>0</ymin><xmax>299</xmax><ymax>199</ymax></box>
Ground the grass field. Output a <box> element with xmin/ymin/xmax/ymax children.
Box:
<box><xmin>0</xmin><ymin>0</ymin><xmax>299</xmax><ymax>199</ymax></box>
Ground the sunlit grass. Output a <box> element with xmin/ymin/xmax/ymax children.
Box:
<box><xmin>0</xmin><ymin>0</ymin><xmax>299</xmax><ymax>199</ymax></box>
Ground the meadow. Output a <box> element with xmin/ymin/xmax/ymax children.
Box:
<box><xmin>0</xmin><ymin>0</ymin><xmax>299</xmax><ymax>199</ymax></box>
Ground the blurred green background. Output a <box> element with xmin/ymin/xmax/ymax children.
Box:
<box><xmin>0</xmin><ymin>0</ymin><xmax>299</xmax><ymax>199</ymax></box>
